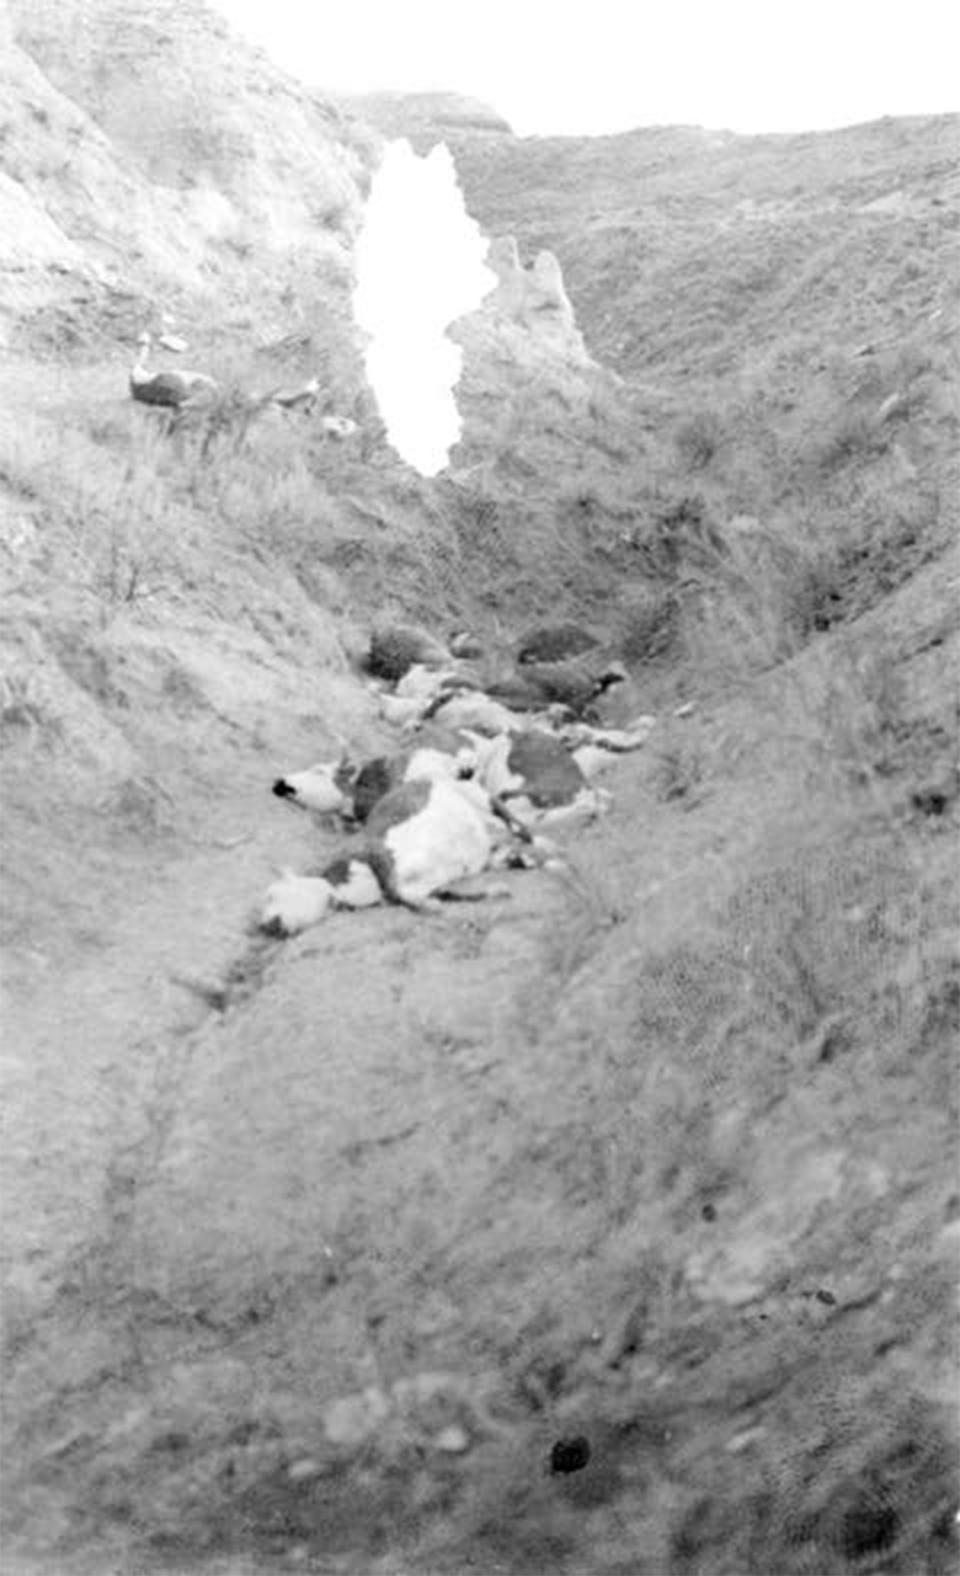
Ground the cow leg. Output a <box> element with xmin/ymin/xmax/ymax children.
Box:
<box><xmin>489</xmin><ymin>793</ymin><xmax>534</xmax><ymax>843</ymax></box>
<box><xmin>436</xmin><ymin>878</ymin><xmax>511</xmax><ymax>903</ymax></box>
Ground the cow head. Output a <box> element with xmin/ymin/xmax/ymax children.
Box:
<box><xmin>271</xmin><ymin>750</ymin><xmax>357</xmax><ymax>815</ymax></box>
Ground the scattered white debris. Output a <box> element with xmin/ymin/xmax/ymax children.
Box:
<box><xmin>322</xmin><ymin>1387</ymin><xmax>391</xmax><ymax>1447</ymax></box>
<box><xmin>320</xmin><ymin>415</ymin><xmax>358</xmax><ymax>439</ymax></box>
<box><xmin>726</xmin><ymin>1426</ymin><xmax>767</xmax><ymax>1454</ymax></box>
<box><xmin>0</xmin><ymin>514</ymin><xmax>37</xmax><ymax>556</ymax></box>
<box><xmin>287</xmin><ymin>1457</ymin><xmax>322</xmax><ymax>1482</ymax></box>
<box><xmin>353</xmin><ymin>139</ymin><xmax>496</xmax><ymax>476</ymax></box>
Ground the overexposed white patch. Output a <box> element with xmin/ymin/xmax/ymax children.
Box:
<box><xmin>353</xmin><ymin>140</ymin><xmax>496</xmax><ymax>477</ymax></box>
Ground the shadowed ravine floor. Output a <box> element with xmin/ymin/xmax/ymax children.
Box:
<box><xmin>3</xmin><ymin>528</ymin><xmax>958</xmax><ymax>1573</ymax></box>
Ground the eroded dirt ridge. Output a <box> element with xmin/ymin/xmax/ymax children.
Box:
<box><xmin>1</xmin><ymin>5</ymin><xmax>958</xmax><ymax>1572</ymax></box>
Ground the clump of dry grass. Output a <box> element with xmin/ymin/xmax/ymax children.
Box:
<box><xmin>418</xmin><ymin>772</ymin><xmax>958</xmax><ymax>1572</ymax></box>
<box><xmin>1</xmin><ymin>416</ymin><xmax>183</xmax><ymax>609</ymax></box>
<box><xmin>673</xmin><ymin>407</ymin><xmax>725</xmax><ymax>471</ymax></box>
<box><xmin>815</xmin><ymin>405</ymin><xmax>892</xmax><ymax>471</ymax></box>
<box><xmin>0</xmin><ymin>668</ymin><xmax>47</xmax><ymax>742</ymax></box>
<box><xmin>616</xmin><ymin>585</ymin><xmax>679</xmax><ymax>664</ymax></box>
<box><xmin>650</xmin><ymin>732</ymin><xmax>706</xmax><ymax>806</ymax></box>
<box><xmin>535</xmin><ymin>850</ymin><xmax>632</xmax><ymax>981</ymax></box>
<box><xmin>646</xmin><ymin>475</ymin><xmax>946</xmax><ymax>691</ymax></box>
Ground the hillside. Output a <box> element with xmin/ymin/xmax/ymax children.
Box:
<box><xmin>336</xmin><ymin>90</ymin><xmax>513</xmax><ymax>142</ymax></box>
<box><xmin>1</xmin><ymin>9</ymin><xmax>958</xmax><ymax>1576</ymax></box>
<box><xmin>450</xmin><ymin>115</ymin><xmax>960</xmax><ymax>381</ymax></box>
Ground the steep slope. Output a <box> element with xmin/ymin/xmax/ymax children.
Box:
<box><xmin>449</xmin><ymin>112</ymin><xmax>960</xmax><ymax>700</ymax></box>
<box><xmin>449</xmin><ymin>115</ymin><xmax>960</xmax><ymax>382</ymax></box>
<box><xmin>337</xmin><ymin>89</ymin><xmax>512</xmax><ymax>143</ymax></box>
<box><xmin>1</xmin><ymin>0</ymin><xmax>372</xmax><ymax>357</ymax></box>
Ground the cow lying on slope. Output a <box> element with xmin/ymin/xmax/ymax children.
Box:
<box><xmin>261</xmin><ymin>763</ymin><xmax>554</xmax><ymax>936</ymax></box>
<box><xmin>273</xmin><ymin>710</ymin><xmax>656</xmax><ymax>836</ymax></box>
<box><xmin>272</xmin><ymin>743</ymin><xmax>474</xmax><ymax>824</ymax></box>
<box><xmin>459</xmin><ymin>727</ymin><xmax>612</xmax><ymax>830</ymax></box>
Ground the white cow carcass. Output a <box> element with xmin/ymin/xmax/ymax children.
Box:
<box><xmin>261</xmin><ymin>756</ymin><xmax>554</xmax><ymax>936</ymax></box>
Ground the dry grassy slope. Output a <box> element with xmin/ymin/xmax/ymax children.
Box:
<box><xmin>450</xmin><ymin>115</ymin><xmax>960</xmax><ymax>381</ymax></box>
<box><xmin>5</xmin><ymin>541</ymin><xmax>957</xmax><ymax>1576</ymax></box>
<box><xmin>0</xmin><ymin>0</ymin><xmax>659</xmax><ymax>1369</ymax></box>
<box><xmin>336</xmin><ymin>89</ymin><xmax>513</xmax><ymax>142</ymax></box>
<box><xmin>1</xmin><ymin>26</ymin><xmax>959</xmax><ymax>1576</ymax></box>
<box><xmin>1</xmin><ymin>0</ymin><xmax>374</xmax><ymax>355</ymax></box>
<box><xmin>448</xmin><ymin>112</ymin><xmax>960</xmax><ymax>702</ymax></box>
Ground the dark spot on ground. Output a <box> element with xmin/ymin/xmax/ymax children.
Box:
<box><xmin>837</xmin><ymin>1495</ymin><xmax>899</xmax><ymax>1560</ymax></box>
<box><xmin>550</xmin><ymin>1436</ymin><xmax>591</xmax><ymax>1474</ymax></box>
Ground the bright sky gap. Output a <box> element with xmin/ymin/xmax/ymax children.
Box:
<box><xmin>352</xmin><ymin>141</ymin><xmax>497</xmax><ymax>476</ymax></box>
<box><xmin>211</xmin><ymin>0</ymin><xmax>958</xmax><ymax>137</ymax></box>
<box><xmin>209</xmin><ymin>0</ymin><xmax>957</xmax><ymax>472</ymax></box>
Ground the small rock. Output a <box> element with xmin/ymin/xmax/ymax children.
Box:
<box><xmin>936</xmin><ymin>1219</ymin><xmax>960</xmax><ymax>1254</ymax></box>
<box><xmin>412</xmin><ymin>1294</ymin><xmax>460</xmax><ymax>1338</ymax></box>
<box><xmin>322</xmin><ymin>1388</ymin><xmax>391</xmax><ymax>1447</ymax></box>
<box><xmin>433</xmin><ymin>1425</ymin><xmax>470</xmax><ymax>1454</ymax></box>
<box><xmin>673</xmin><ymin>700</ymin><xmax>696</xmax><ymax>718</ymax></box>
<box><xmin>287</xmin><ymin>1457</ymin><xmax>321</xmax><ymax>1482</ymax></box>
<box><xmin>404</xmin><ymin>1373</ymin><xmax>455</xmax><ymax>1406</ymax></box>
<box><xmin>550</xmin><ymin>1435</ymin><xmax>591</xmax><ymax>1474</ymax></box>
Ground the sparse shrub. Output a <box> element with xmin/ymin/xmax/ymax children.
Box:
<box><xmin>670</xmin><ymin>467</ymin><xmax>947</xmax><ymax>687</ymax></box>
<box><xmin>83</xmin><ymin>411</ymin><xmax>138</xmax><ymax>450</ymax></box>
<box><xmin>630</xmin><ymin>494</ymin><xmax>726</xmax><ymax>581</ymax></box>
<box><xmin>671</xmin><ymin>518</ymin><xmax>821</xmax><ymax>679</ymax></box>
<box><xmin>0</xmin><ymin>671</ymin><xmax>46</xmax><ymax>742</ymax></box>
<box><xmin>215</xmin><ymin>224</ymin><xmax>254</xmax><ymax>261</ymax></box>
<box><xmin>817</xmin><ymin>406</ymin><xmax>891</xmax><ymax>470</ymax></box>
<box><xmin>674</xmin><ymin>408</ymin><xmax>724</xmax><ymax>470</ymax></box>
<box><xmin>168</xmin><ymin>386</ymin><xmax>265</xmax><ymax>462</ymax></box>
<box><xmin>800</xmin><ymin>642</ymin><xmax>911</xmax><ymax>793</ymax></box>
<box><xmin>104</xmin><ymin>776</ymin><xmax>175</xmax><ymax>839</ymax></box>
<box><xmin>538</xmin><ymin>852</ymin><xmax>630</xmax><ymax>980</ymax></box>
<box><xmin>314</xmin><ymin>197</ymin><xmax>349</xmax><ymax>232</ymax></box>
<box><xmin>652</xmin><ymin>736</ymin><xmax>705</xmax><ymax>806</ymax></box>
<box><xmin>92</xmin><ymin>526</ymin><xmax>158</xmax><ymax>609</ymax></box>
<box><xmin>617</xmin><ymin>587</ymin><xmax>678</xmax><ymax>663</ymax></box>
